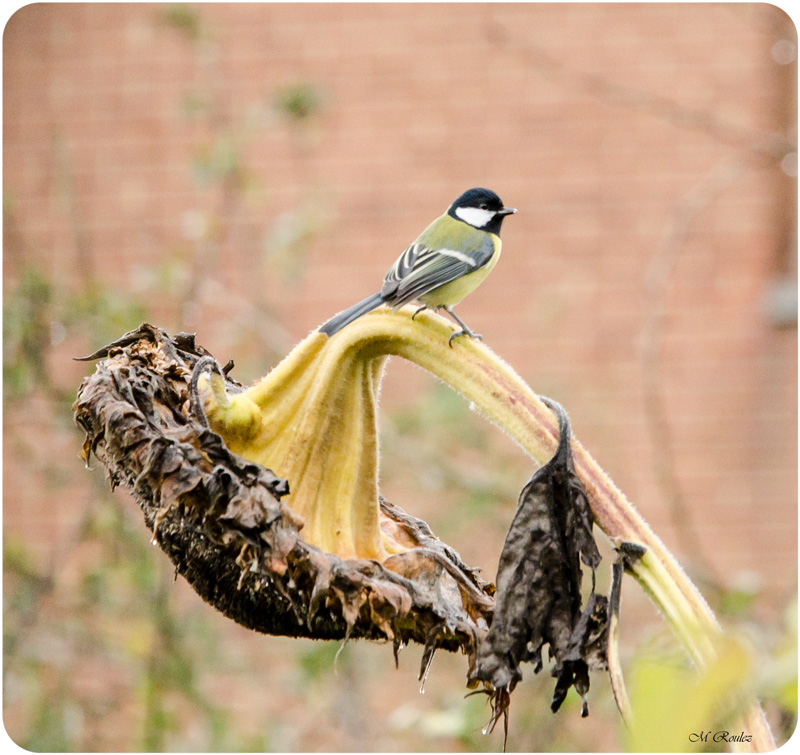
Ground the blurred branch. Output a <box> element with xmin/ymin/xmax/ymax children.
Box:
<box><xmin>638</xmin><ymin>8</ymin><xmax>796</xmax><ymax>588</ymax></box>
<box><xmin>640</xmin><ymin>155</ymin><xmax>748</xmax><ymax>586</ymax></box>
<box><xmin>486</xmin><ymin>15</ymin><xmax>795</xmax><ymax>159</ymax></box>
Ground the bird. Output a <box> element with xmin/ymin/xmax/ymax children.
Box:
<box><xmin>319</xmin><ymin>187</ymin><xmax>516</xmax><ymax>345</ymax></box>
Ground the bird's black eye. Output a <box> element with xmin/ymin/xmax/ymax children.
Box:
<box><xmin>479</xmin><ymin>203</ymin><xmax>488</xmax><ymax>210</ymax></box>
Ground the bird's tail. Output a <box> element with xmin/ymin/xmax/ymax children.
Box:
<box><xmin>319</xmin><ymin>292</ymin><xmax>385</xmax><ymax>336</ymax></box>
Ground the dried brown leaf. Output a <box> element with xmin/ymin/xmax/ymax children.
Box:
<box><xmin>473</xmin><ymin>398</ymin><xmax>607</xmax><ymax>735</ymax></box>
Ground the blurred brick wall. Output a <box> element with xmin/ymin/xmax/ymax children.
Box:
<box><xmin>4</xmin><ymin>2</ymin><xmax>796</xmax><ymax>604</ymax></box>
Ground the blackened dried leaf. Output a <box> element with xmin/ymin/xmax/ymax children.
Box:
<box><xmin>552</xmin><ymin>591</ymin><xmax>609</xmax><ymax>715</ymax></box>
<box><xmin>607</xmin><ymin>541</ymin><xmax>647</xmax><ymax>724</ymax></box>
<box><xmin>473</xmin><ymin>397</ymin><xmax>607</xmax><ymax>727</ymax></box>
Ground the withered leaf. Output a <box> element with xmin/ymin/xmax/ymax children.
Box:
<box><xmin>473</xmin><ymin>397</ymin><xmax>607</xmax><ymax>737</ymax></box>
<box><xmin>607</xmin><ymin>541</ymin><xmax>647</xmax><ymax>724</ymax></box>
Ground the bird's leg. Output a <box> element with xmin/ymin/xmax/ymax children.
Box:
<box><xmin>411</xmin><ymin>304</ymin><xmax>428</xmax><ymax>321</ymax></box>
<box><xmin>443</xmin><ymin>306</ymin><xmax>482</xmax><ymax>347</ymax></box>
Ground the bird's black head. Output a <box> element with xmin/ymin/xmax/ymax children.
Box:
<box><xmin>447</xmin><ymin>187</ymin><xmax>517</xmax><ymax>235</ymax></box>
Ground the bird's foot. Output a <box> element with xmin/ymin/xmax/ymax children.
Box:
<box><xmin>411</xmin><ymin>305</ymin><xmax>428</xmax><ymax>321</ymax></box>
<box><xmin>448</xmin><ymin>329</ymin><xmax>482</xmax><ymax>347</ymax></box>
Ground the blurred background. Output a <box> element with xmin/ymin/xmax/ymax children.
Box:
<box><xmin>3</xmin><ymin>3</ymin><xmax>797</xmax><ymax>751</ymax></box>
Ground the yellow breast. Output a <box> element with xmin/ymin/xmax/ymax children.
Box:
<box><xmin>419</xmin><ymin>237</ymin><xmax>501</xmax><ymax>308</ymax></box>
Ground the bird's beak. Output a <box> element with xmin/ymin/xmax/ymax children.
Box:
<box><xmin>498</xmin><ymin>207</ymin><xmax>517</xmax><ymax>216</ymax></box>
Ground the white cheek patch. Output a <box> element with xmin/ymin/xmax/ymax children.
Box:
<box><xmin>455</xmin><ymin>206</ymin><xmax>496</xmax><ymax>228</ymax></box>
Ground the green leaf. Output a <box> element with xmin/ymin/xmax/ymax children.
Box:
<box><xmin>625</xmin><ymin>635</ymin><xmax>753</xmax><ymax>752</ymax></box>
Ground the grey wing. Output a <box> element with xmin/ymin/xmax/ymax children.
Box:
<box><xmin>381</xmin><ymin>241</ymin><xmax>491</xmax><ymax>307</ymax></box>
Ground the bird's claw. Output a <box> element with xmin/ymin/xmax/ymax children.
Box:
<box><xmin>448</xmin><ymin>329</ymin><xmax>482</xmax><ymax>347</ymax></box>
<box><xmin>411</xmin><ymin>305</ymin><xmax>428</xmax><ymax>321</ymax></box>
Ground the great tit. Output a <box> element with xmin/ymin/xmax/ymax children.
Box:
<box><xmin>320</xmin><ymin>187</ymin><xmax>516</xmax><ymax>345</ymax></box>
